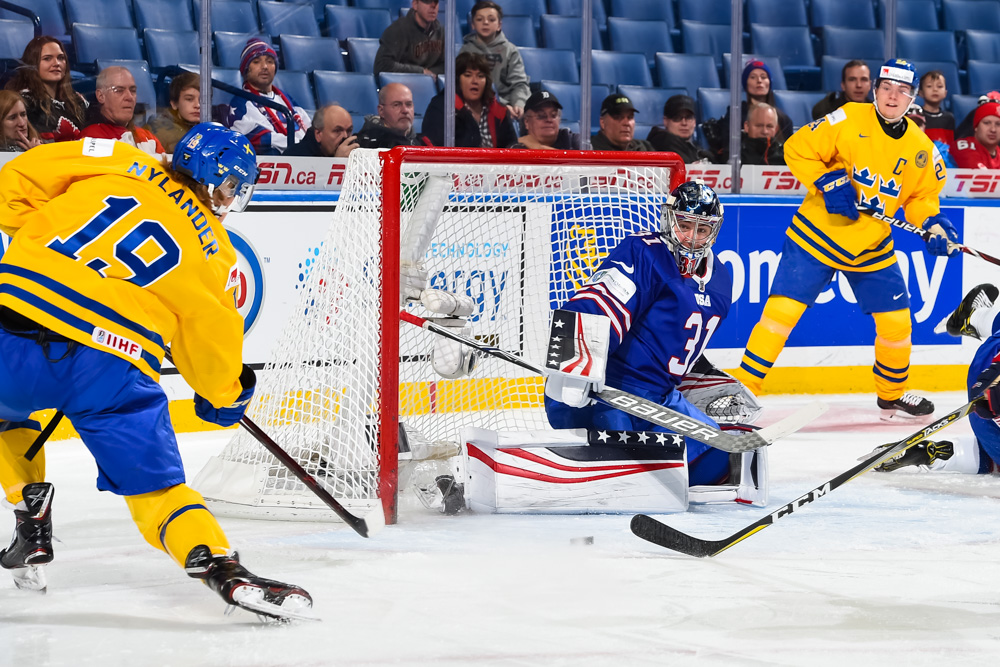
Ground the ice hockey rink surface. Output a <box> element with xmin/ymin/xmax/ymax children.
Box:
<box><xmin>3</xmin><ymin>392</ymin><xmax>1000</xmax><ymax>667</ymax></box>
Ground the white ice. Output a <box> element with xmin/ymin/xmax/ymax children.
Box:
<box><xmin>3</xmin><ymin>392</ymin><xmax>1000</xmax><ymax>667</ymax></box>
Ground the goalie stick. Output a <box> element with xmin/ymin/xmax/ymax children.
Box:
<box><xmin>399</xmin><ymin>310</ymin><xmax>826</xmax><ymax>454</ymax></box>
<box><xmin>864</xmin><ymin>208</ymin><xmax>1000</xmax><ymax>267</ymax></box>
<box><xmin>630</xmin><ymin>397</ymin><xmax>983</xmax><ymax>557</ymax></box>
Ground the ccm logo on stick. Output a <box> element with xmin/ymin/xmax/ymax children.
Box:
<box><xmin>606</xmin><ymin>395</ymin><xmax>718</xmax><ymax>440</ymax></box>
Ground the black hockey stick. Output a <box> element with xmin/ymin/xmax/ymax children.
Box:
<box><xmin>163</xmin><ymin>350</ymin><xmax>384</xmax><ymax>538</ymax></box>
<box><xmin>865</xmin><ymin>208</ymin><xmax>1000</xmax><ymax>267</ymax></box>
<box><xmin>399</xmin><ymin>310</ymin><xmax>826</xmax><ymax>454</ymax></box>
<box><xmin>631</xmin><ymin>397</ymin><xmax>983</xmax><ymax>557</ymax></box>
<box><xmin>24</xmin><ymin>411</ymin><xmax>64</xmax><ymax>462</ymax></box>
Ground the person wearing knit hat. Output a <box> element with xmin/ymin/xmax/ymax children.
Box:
<box><xmin>954</xmin><ymin>101</ymin><xmax>1000</xmax><ymax>169</ymax></box>
<box><xmin>229</xmin><ymin>37</ymin><xmax>311</xmax><ymax>155</ymax></box>
<box><xmin>705</xmin><ymin>58</ymin><xmax>793</xmax><ymax>159</ymax></box>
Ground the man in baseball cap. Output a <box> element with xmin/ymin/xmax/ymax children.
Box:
<box><xmin>954</xmin><ymin>101</ymin><xmax>1000</xmax><ymax>169</ymax></box>
<box><xmin>591</xmin><ymin>94</ymin><xmax>653</xmax><ymax>151</ymax></box>
<box><xmin>512</xmin><ymin>90</ymin><xmax>580</xmax><ymax>149</ymax></box>
<box><xmin>648</xmin><ymin>94</ymin><xmax>711</xmax><ymax>163</ymax></box>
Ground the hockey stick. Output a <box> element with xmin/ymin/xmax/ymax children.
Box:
<box><xmin>630</xmin><ymin>397</ymin><xmax>983</xmax><ymax>557</ymax></box>
<box><xmin>864</xmin><ymin>208</ymin><xmax>1000</xmax><ymax>267</ymax></box>
<box><xmin>399</xmin><ymin>310</ymin><xmax>827</xmax><ymax>454</ymax></box>
<box><xmin>163</xmin><ymin>350</ymin><xmax>384</xmax><ymax>538</ymax></box>
<box><xmin>24</xmin><ymin>411</ymin><xmax>63</xmax><ymax>462</ymax></box>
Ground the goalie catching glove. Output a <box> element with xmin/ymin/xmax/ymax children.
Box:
<box><xmin>543</xmin><ymin>309</ymin><xmax>611</xmax><ymax>409</ymax></box>
<box><xmin>194</xmin><ymin>364</ymin><xmax>256</xmax><ymax>427</ymax></box>
<box><xmin>678</xmin><ymin>356</ymin><xmax>763</xmax><ymax>425</ymax></box>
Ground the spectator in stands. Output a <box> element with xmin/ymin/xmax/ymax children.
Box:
<box><xmin>374</xmin><ymin>0</ymin><xmax>445</xmax><ymax>79</ymax></box>
<box><xmin>954</xmin><ymin>102</ymin><xmax>1000</xmax><ymax>170</ymax></box>
<box><xmin>715</xmin><ymin>103</ymin><xmax>785</xmax><ymax>166</ymax></box>
<box><xmin>420</xmin><ymin>52</ymin><xmax>517</xmax><ymax>148</ymax></box>
<box><xmin>230</xmin><ymin>38</ymin><xmax>310</xmax><ymax>155</ymax></box>
<box><xmin>286</xmin><ymin>104</ymin><xmax>359</xmax><ymax>157</ymax></box>
<box><xmin>919</xmin><ymin>70</ymin><xmax>955</xmax><ymax>150</ymax></box>
<box><xmin>511</xmin><ymin>90</ymin><xmax>579</xmax><ymax>149</ymax></box>
<box><xmin>646</xmin><ymin>94</ymin><xmax>711</xmax><ymax>163</ymax></box>
<box><xmin>81</xmin><ymin>66</ymin><xmax>164</xmax><ymax>157</ymax></box>
<box><xmin>705</xmin><ymin>60</ymin><xmax>792</xmax><ymax>160</ymax></box>
<box><xmin>905</xmin><ymin>103</ymin><xmax>956</xmax><ymax>168</ymax></box>
<box><xmin>4</xmin><ymin>36</ymin><xmax>87</xmax><ymax>143</ymax></box>
<box><xmin>812</xmin><ymin>60</ymin><xmax>871</xmax><ymax>120</ymax></box>
<box><xmin>356</xmin><ymin>83</ymin><xmax>421</xmax><ymax>149</ymax></box>
<box><xmin>143</xmin><ymin>72</ymin><xmax>200</xmax><ymax>153</ymax></box>
<box><xmin>957</xmin><ymin>91</ymin><xmax>1000</xmax><ymax>141</ymax></box>
<box><xmin>590</xmin><ymin>94</ymin><xmax>653</xmax><ymax>151</ymax></box>
<box><xmin>0</xmin><ymin>91</ymin><xmax>41</xmax><ymax>152</ymax></box>
<box><xmin>459</xmin><ymin>1</ymin><xmax>530</xmax><ymax>120</ymax></box>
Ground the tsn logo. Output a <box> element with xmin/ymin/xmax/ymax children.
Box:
<box><xmin>951</xmin><ymin>169</ymin><xmax>1000</xmax><ymax>194</ymax></box>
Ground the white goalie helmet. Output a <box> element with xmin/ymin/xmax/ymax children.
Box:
<box><xmin>661</xmin><ymin>181</ymin><xmax>724</xmax><ymax>276</ymax></box>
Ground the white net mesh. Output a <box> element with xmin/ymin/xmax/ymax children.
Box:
<box><xmin>193</xmin><ymin>148</ymin><xmax>681</xmax><ymax>521</ymax></box>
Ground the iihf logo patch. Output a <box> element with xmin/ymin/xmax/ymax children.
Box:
<box><xmin>91</xmin><ymin>327</ymin><xmax>142</xmax><ymax>360</ymax></box>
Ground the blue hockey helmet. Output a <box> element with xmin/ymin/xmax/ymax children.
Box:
<box><xmin>173</xmin><ymin>122</ymin><xmax>258</xmax><ymax>214</ymax></box>
<box><xmin>661</xmin><ymin>181</ymin><xmax>724</xmax><ymax>276</ymax></box>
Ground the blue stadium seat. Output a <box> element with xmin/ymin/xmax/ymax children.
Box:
<box><xmin>966</xmin><ymin>30</ymin><xmax>1000</xmax><ymax>62</ymax></box>
<box><xmin>607</xmin><ymin>18</ymin><xmax>673</xmax><ymax>69</ymax></box>
<box><xmin>823</xmin><ymin>27</ymin><xmax>886</xmax><ymax>60</ymax></box>
<box><xmin>144</xmin><ymin>29</ymin><xmax>200</xmax><ymax>70</ymax></box>
<box><xmin>773</xmin><ymin>90</ymin><xmax>826</xmax><ymax>130</ymax></box>
<box><xmin>274</xmin><ymin>70</ymin><xmax>315</xmax><ymax>112</ymax></box>
<box><xmin>809</xmin><ymin>0</ymin><xmax>877</xmax><ymax>30</ymax></box>
<box><xmin>259</xmin><ymin>1</ymin><xmax>319</xmax><ymax>39</ymax></box>
<box><xmin>590</xmin><ymin>51</ymin><xmax>653</xmax><ymax>87</ymax></box>
<box><xmin>194</xmin><ymin>0</ymin><xmax>260</xmax><ymax>34</ymax></box>
<box><xmin>281</xmin><ymin>35</ymin><xmax>346</xmax><ymax>72</ymax></box>
<box><xmin>0</xmin><ymin>0</ymin><xmax>68</xmax><ymax>43</ymax></box>
<box><xmin>540</xmin><ymin>14</ymin><xmax>602</xmax><ymax>62</ymax></box>
<box><xmin>609</xmin><ymin>0</ymin><xmax>676</xmax><ymax>43</ymax></box>
<box><xmin>722</xmin><ymin>53</ymin><xmax>788</xmax><ymax>90</ymax></box>
<box><xmin>499</xmin><ymin>0</ymin><xmax>547</xmax><ymax>32</ymax></box>
<box><xmin>300</xmin><ymin>0</ymin><xmax>347</xmax><ymax>22</ymax></box>
<box><xmin>896</xmin><ymin>29</ymin><xmax>959</xmax><ymax>65</ymax></box>
<box><xmin>215</xmin><ymin>31</ymin><xmax>256</xmax><ymax>69</ymax></box>
<box><xmin>519</xmin><ymin>46</ymin><xmax>578</xmax><ymax>83</ymax></box>
<box><xmin>617</xmin><ymin>85</ymin><xmax>689</xmax><ymax>121</ymax></box>
<box><xmin>95</xmin><ymin>58</ymin><xmax>157</xmax><ymax>116</ymax></box>
<box><xmin>208</xmin><ymin>67</ymin><xmax>243</xmax><ymax>90</ymax></box>
<box><xmin>353</xmin><ymin>0</ymin><xmax>408</xmax><ymax>10</ymax></box>
<box><xmin>908</xmin><ymin>60</ymin><xmax>962</xmax><ymax>97</ymax></box>
<box><xmin>681</xmin><ymin>21</ymin><xmax>734</xmax><ymax>68</ymax></box>
<box><xmin>346</xmin><ymin>37</ymin><xmax>380</xmax><ymax>74</ymax></box>
<box><xmin>748</xmin><ymin>0</ymin><xmax>807</xmax><ymax>26</ymax></box>
<box><xmin>74</xmin><ymin>25</ymin><xmax>143</xmax><ymax>71</ymax></box>
<box><xmin>820</xmin><ymin>56</ymin><xmax>881</xmax><ymax>95</ymax></box>
<box><xmin>547</xmin><ymin>0</ymin><xmax>608</xmax><ymax>33</ymax></box>
<box><xmin>696</xmin><ymin>87</ymin><xmax>731</xmax><ymax>122</ymax></box>
<box><xmin>65</xmin><ymin>0</ymin><xmax>135</xmax><ymax>29</ymax></box>
<box><xmin>378</xmin><ymin>72</ymin><xmax>437</xmax><ymax>119</ymax></box>
<box><xmin>951</xmin><ymin>94</ymin><xmax>980</xmax><ymax>123</ymax></box>
<box><xmin>313</xmin><ymin>71</ymin><xmax>378</xmax><ymax>116</ymax></box>
<box><xmin>325</xmin><ymin>6</ymin><xmax>391</xmax><ymax>40</ymax></box>
<box><xmin>656</xmin><ymin>53</ymin><xmax>720</xmax><ymax>92</ymax></box>
<box><xmin>540</xmin><ymin>81</ymin><xmax>611</xmax><ymax>133</ymax></box>
<box><xmin>879</xmin><ymin>0</ymin><xmax>939</xmax><ymax>30</ymax></box>
<box><xmin>0</xmin><ymin>19</ymin><xmax>32</xmax><ymax>61</ymax></box>
<box><xmin>501</xmin><ymin>15</ymin><xmax>537</xmax><ymax>48</ymax></box>
<box><xmin>967</xmin><ymin>60</ymin><xmax>1000</xmax><ymax>98</ymax></box>
<box><xmin>942</xmin><ymin>0</ymin><xmax>1000</xmax><ymax>33</ymax></box>
<box><xmin>750</xmin><ymin>25</ymin><xmax>820</xmax><ymax>89</ymax></box>
<box><xmin>679</xmin><ymin>0</ymin><xmax>733</xmax><ymax>25</ymax></box>
<box><xmin>135</xmin><ymin>0</ymin><xmax>194</xmax><ymax>32</ymax></box>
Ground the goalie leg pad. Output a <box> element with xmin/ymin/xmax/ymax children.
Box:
<box><xmin>688</xmin><ymin>447</ymin><xmax>768</xmax><ymax>507</ymax></box>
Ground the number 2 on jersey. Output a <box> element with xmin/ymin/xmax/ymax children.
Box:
<box><xmin>668</xmin><ymin>312</ymin><xmax>721</xmax><ymax>376</ymax></box>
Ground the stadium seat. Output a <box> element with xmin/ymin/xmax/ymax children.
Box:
<box><xmin>809</xmin><ymin>0</ymin><xmax>877</xmax><ymax>30</ymax></box>
<box><xmin>274</xmin><ymin>70</ymin><xmax>315</xmax><ymax>112</ymax></box>
<box><xmin>722</xmin><ymin>54</ymin><xmax>788</xmax><ymax>91</ymax></box>
<box><xmin>379</xmin><ymin>72</ymin><xmax>437</xmax><ymax>119</ymax></box>
<box><xmin>896</xmin><ymin>29</ymin><xmax>959</xmax><ymax>65</ymax></box>
<box><xmin>313</xmin><ymin>71</ymin><xmax>378</xmax><ymax>116</ymax></box>
<box><xmin>773</xmin><ymin>90</ymin><xmax>826</xmax><ymax>130</ymax></box>
<box><xmin>194</xmin><ymin>0</ymin><xmax>260</xmax><ymax>34</ymax></box>
<box><xmin>346</xmin><ymin>37</ymin><xmax>380</xmax><ymax>75</ymax></box>
<box><xmin>519</xmin><ymin>46</ymin><xmax>578</xmax><ymax>83</ymax></box>
<box><xmin>908</xmin><ymin>60</ymin><xmax>962</xmax><ymax>98</ymax></box>
<box><xmin>0</xmin><ymin>19</ymin><xmax>32</xmax><ymax>61</ymax></box>
<box><xmin>967</xmin><ymin>60</ymin><xmax>1000</xmax><ymax>98</ymax></box>
<box><xmin>547</xmin><ymin>0</ymin><xmax>608</xmax><ymax>33</ymax></box>
<box><xmin>681</xmin><ymin>21</ymin><xmax>734</xmax><ymax>68</ymax></box>
<box><xmin>540</xmin><ymin>15</ymin><xmax>602</xmax><ymax>62</ymax></box>
<box><xmin>610</xmin><ymin>0</ymin><xmax>675</xmax><ymax>33</ymax></box>
<box><xmin>607</xmin><ymin>18</ymin><xmax>673</xmax><ymax>69</ymax></box>
<box><xmin>259</xmin><ymin>1</ymin><xmax>319</xmax><ymax>39</ymax></box>
<box><xmin>74</xmin><ymin>25</ymin><xmax>143</xmax><ymax>71</ymax></box>
<box><xmin>501</xmin><ymin>15</ymin><xmax>537</xmax><ymax>48</ymax></box>
<box><xmin>325</xmin><ymin>6</ymin><xmax>392</xmax><ymax>40</ymax></box>
<box><xmin>942</xmin><ymin>0</ymin><xmax>1000</xmax><ymax>33</ymax></box>
<box><xmin>878</xmin><ymin>0</ymin><xmax>939</xmax><ymax>31</ymax></box>
<box><xmin>144</xmin><ymin>29</ymin><xmax>200</xmax><ymax>71</ymax></box>
<box><xmin>656</xmin><ymin>53</ymin><xmax>720</xmax><ymax>92</ymax></box>
<box><xmin>499</xmin><ymin>0</ymin><xmax>547</xmax><ymax>32</ymax></box>
<box><xmin>95</xmin><ymin>58</ymin><xmax>157</xmax><ymax>116</ymax></box>
<box><xmin>65</xmin><ymin>0</ymin><xmax>135</xmax><ymax>30</ymax></box>
<box><xmin>951</xmin><ymin>94</ymin><xmax>980</xmax><ymax>123</ymax></box>
<box><xmin>301</xmin><ymin>0</ymin><xmax>347</xmax><ymax>22</ymax></box>
<box><xmin>616</xmin><ymin>85</ymin><xmax>689</xmax><ymax>121</ymax></box>
<box><xmin>0</xmin><ymin>0</ymin><xmax>68</xmax><ymax>43</ymax></box>
<box><xmin>966</xmin><ymin>30</ymin><xmax>1000</xmax><ymax>62</ymax></box>
<box><xmin>590</xmin><ymin>51</ymin><xmax>652</xmax><ymax>88</ymax></box>
<box><xmin>696</xmin><ymin>87</ymin><xmax>731</xmax><ymax>122</ymax></box>
<box><xmin>820</xmin><ymin>56</ymin><xmax>881</xmax><ymax>96</ymax></box>
<box><xmin>135</xmin><ymin>0</ymin><xmax>194</xmax><ymax>32</ymax></box>
<box><xmin>354</xmin><ymin>0</ymin><xmax>410</xmax><ymax>11</ymax></box>
<box><xmin>747</xmin><ymin>0</ymin><xmax>808</xmax><ymax>27</ymax></box>
<box><xmin>215</xmin><ymin>31</ymin><xmax>256</xmax><ymax>69</ymax></box>
<box><xmin>540</xmin><ymin>80</ymin><xmax>611</xmax><ymax>133</ymax></box>
<box><xmin>679</xmin><ymin>0</ymin><xmax>733</xmax><ymax>25</ymax></box>
<box><xmin>822</xmin><ymin>27</ymin><xmax>886</xmax><ymax>60</ymax></box>
<box><xmin>280</xmin><ymin>35</ymin><xmax>346</xmax><ymax>72</ymax></box>
<box><xmin>207</xmin><ymin>67</ymin><xmax>243</xmax><ymax>90</ymax></box>
<box><xmin>750</xmin><ymin>25</ymin><xmax>820</xmax><ymax>90</ymax></box>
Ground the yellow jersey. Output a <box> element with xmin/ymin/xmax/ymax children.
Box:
<box><xmin>784</xmin><ymin>102</ymin><xmax>946</xmax><ymax>272</ymax></box>
<box><xmin>0</xmin><ymin>138</ymin><xmax>245</xmax><ymax>407</ymax></box>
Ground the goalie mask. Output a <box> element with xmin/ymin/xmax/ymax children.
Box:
<box><xmin>173</xmin><ymin>122</ymin><xmax>259</xmax><ymax>215</ymax></box>
<box><xmin>661</xmin><ymin>181</ymin><xmax>724</xmax><ymax>276</ymax></box>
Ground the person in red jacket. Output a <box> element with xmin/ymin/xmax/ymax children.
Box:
<box><xmin>954</xmin><ymin>102</ymin><xmax>1000</xmax><ymax>170</ymax></box>
<box><xmin>81</xmin><ymin>66</ymin><xmax>164</xmax><ymax>157</ymax></box>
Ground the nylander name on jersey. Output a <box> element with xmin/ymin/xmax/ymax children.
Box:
<box><xmin>561</xmin><ymin>232</ymin><xmax>732</xmax><ymax>397</ymax></box>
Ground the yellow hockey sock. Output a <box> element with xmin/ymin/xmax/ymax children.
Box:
<box><xmin>0</xmin><ymin>415</ymin><xmax>47</xmax><ymax>505</ymax></box>
<box><xmin>873</xmin><ymin>309</ymin><xmax>912</xmax><ymax>401</ymax></box>
<box><xmin>733</xmin><ymin>296</ymin><xmax>807</xmax><ymax>394</ymax></box>
<box><xmin>125</xmin><ymin>484</ymin><xmax>230</xmax><ymax>568</ymax></box>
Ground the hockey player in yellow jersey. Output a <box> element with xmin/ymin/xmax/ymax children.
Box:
<box><xmin>0</xmin><ymin>124</ymin><xmax>312</xmax><ymax>620</ymax></box>
<box><xmin>733</xmin><ymin>59</ymin><xmax>959</xmax><ymax>419</ymax></box>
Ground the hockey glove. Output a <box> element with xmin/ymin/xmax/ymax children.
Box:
<box><xmin>814</xmin><ymin>169</ymin><xmax>859</xmax><ymax>221</ymax></box>
<box><xmin>923</xmin><ymin>213</ymin><xmax>960</xmax><ymax>257</ymax></box>
<box><xmin>543</xmin><ymin>309</ymin><xmax>610</xmax><ymax>409</ymax></box>
<box><xmin>194</xmin><ymin>364</ymin><xmax>256</xmax><ymax>427</ymax></box>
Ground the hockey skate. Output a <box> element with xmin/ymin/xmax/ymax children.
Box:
<box><xmin>185</xmin><ymin>545</ymin><xmax>315</xmax><ymax>622</ymax></box>
<box><xmin>945</xmin><ymin>283</ymin><xmax>999</xmax><ymax>340</ymax></box>
<box><xmin>0</xmin><ymin>482</ymin><xmax>54</xmax><ymax>593</ymax></box>
<box><xmin>874</xmin><ymin>440</ymin><xmax>954</xmax><ymax>472</ymax></box>
<box><xmin>877</xmin><ymin>393</ymin><xmax>934</xmax><ymax>421</ymax></box>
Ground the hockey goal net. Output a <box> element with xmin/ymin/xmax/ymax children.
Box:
<box><xmin>194</xmin><ymin>147</ymin><xmax>685</xmax><ymax>523</ymax></box>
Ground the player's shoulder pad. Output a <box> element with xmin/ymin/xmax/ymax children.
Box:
<box><xmin>825</xmin><ymin>106</ymin><xmax>848</xmax><ymax>125</ymax></box>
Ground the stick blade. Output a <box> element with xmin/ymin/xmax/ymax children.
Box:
<box><xmin>630</xmin><ymin>514</ymin><xmax>721</xmax><ymax>558</ymax></box>
<box><xmin>358</xmin><ymin>504</ymin><xmax>386</xmax><ymax>538</ymax></box>
<box><xmin>756</xmin><ymin>400</ymin><xmax>828</xmax><ymax>445</ymax></box>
